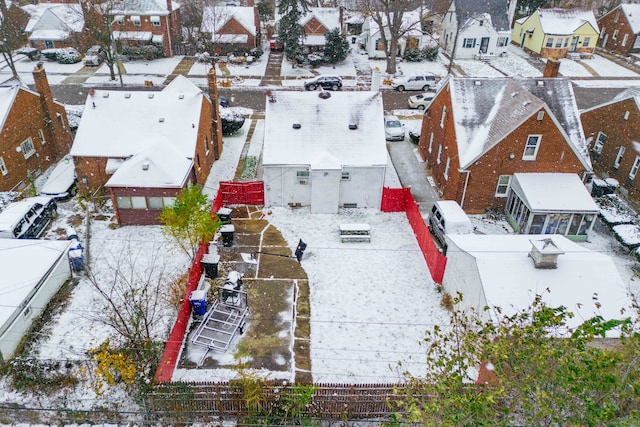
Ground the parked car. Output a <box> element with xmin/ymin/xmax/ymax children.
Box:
<box><xmin>384</xmin><ymin>115</ymin><xmax>405</xmax><ymax>141</ymax></box>
<box><xmin>0</xmin><ymin>196</ymin><xmax>57</xmax><ymax>239</ymax></box>
<box><xmin>17</xmin><ymin>46</ymin><xmax>41</xmax><ymax>61</ymax></box>
<box><xmin>428</xmin><ymin>200</ymin><xmax>474</xmax><ymax>253</ymax></box>
<box><xmin>392</xmin><ymin>74</ymin><xmax>437</xmax><ymax>92</ymax></box>
<box><xmin>408</xmin><ymin>92</ymin><xmax>435</xmax><ymax>110</ymax></box>
<box><xmin>84</xmin><ymin>45</ymin><xmax>105</xmax><ymax>66</ymax></box>
<box><xmin>409</xmin><ymin>127</ymin><xmax>420</xmax><ymax>144</ymax></box>
<box><xmin>40</xmin><ymin>156</ymin><xmax>77</xmax><ymax>200</ymax></box>
<box><xmin>304</xmin><ymin>75</ymin><xmax>342</xmax><ymax>91</ymax></box>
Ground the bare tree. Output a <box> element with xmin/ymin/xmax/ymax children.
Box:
<box><xmin>357</xmin><ymin>0</ymin><xmax>423</xmax><ymax>75</ymax></box>
<box><xmin>0</xmin><ymin>1</ymin><xmax>29</xmax><ymax>78</ymax></box>
<box><xmin>77</xmin><ymin>0</ymin><xmax>122</xmax><ymax>83</ymax></box>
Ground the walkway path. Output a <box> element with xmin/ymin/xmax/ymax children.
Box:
<box><xmin>164</xmin><ymin>57</ymin><xmax>196</xmax><ymax>84</ymax></box>
<box><xmin>260</xmin><ymin>51</ymin><xmax>283</xmax><ymax>86</ymax></box>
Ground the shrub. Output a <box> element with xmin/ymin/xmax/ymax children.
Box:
<box><xmin>403</xmin><ymin>48</ymin><xmax>422</xmax><ymax>62</ymax></box>
<box><xmin>249</xmin><ymin>46</ymin><xmax>264</xmax><ymax>59</ymax></box>
<box><xmin>422</xmin><ymin>46</ymin><xmax>439</xmax><ymax>62</ymax></box>
<box><xmin>121</xmin><ymin>45</ymin><xmax>164</xmax><ymax>60</ymax></box>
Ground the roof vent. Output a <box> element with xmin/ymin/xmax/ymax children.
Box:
<box><xmin>474</xmin><ymin>80</ymin><xmax>481</xmax><ymax>86</ymax></box>
<box><xmin>102</xmin><ymin>92</ymin><xmax>109</xmax><ymax>98</ymax></box>
<box><xmin>292</xmin><ymin>123</ymin><xmax>301</xmax><ymax>129</ymax></box>
<box><xmin>159</xmin><ymin>117</ymin><xmax>165</xmax><ymax>123</ymax></box>
<box><xmin>529</xmin><ymin>238</ymin><xmax>564</xmax><ymax>269</ymax></box>
<box><xmin>142</xmin><ymin>162</ymin><xmax>149</xmax><ymax>171</ymax></box>
<box><xmin>349</xmin><ymin>123</ymin><xmax>358</xmax><ymax>130</ymax></box>
<box><xmin>523</xmin><ymin>100</ymin><xmax>532</xmax><ymax>107</ymax></box>
<box><xmin>148</xmin><ymin>93</ymin><xmax>154</xmax><ymax>99</ymax></box>
<box><xmin>178</xmin><ymin>94</ymin><xmax>184</xmax><ymax>99</ymax></box>
<box><xmin>319</xmin><ymin>91</ymin><xmax>331</xmax><ymax>99</ymax></box>
<box><xmin>511</xmin><ymin>91</ymin><xmax>519</xmax><ymax>98</ymax></box>
<box><xmin>124</xmin><ymin>93</ymin><xmax>131</xmax><ymax>98</ymax></box>
<box><xmin>537</xmin><ymin>80</ymin><xmax>544</xmax><ymax>87</ymax></box>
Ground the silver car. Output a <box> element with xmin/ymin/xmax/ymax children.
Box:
<box><xmin>392</xmin><ymin>74</ymin><xmax>437</xmax><ymax>92</ymax></box>
<box><xmin>384</xmin><ymin>115</ymin><xmax>405</xmax><ymax>141</ymax></box>
<box><xmin>408</xmin><ymin>92</ymin><xmax>435</xmax><ymax>110</ymax></box>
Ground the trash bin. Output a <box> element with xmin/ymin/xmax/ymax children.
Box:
<box><xmin>189</xmin><ymin>290</ymin><xmax>207</xmax><ymax>316</ymax></box>
<box><xmin>201</xmin><ymin>253</ymin><xmax>220</xmax><ymax>278</ymax></box>
<box><xmin>351</xmin><ymin>36</ymin><xmax>357</xmax><ymax>44</ymax></box>
<box><xmin>217</xmin><ymin>207</ymin><xmax>232</xmax><ymax>224</ymax></box>
<box><xmin>221</xmin><ymin>224</ymin><xmax>235</xmax><ymax>247</ymax></box>
<box><xmin>68</xmin><ymin>238</ymin><xmax>85</xmax><ymax>271</ymax></box>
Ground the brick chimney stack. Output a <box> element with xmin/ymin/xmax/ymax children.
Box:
<box><xmin>207</xmin><ymin>67</ymin><xmax>224</xmax><ymax>160</ymax></box>
<box><xmin>32</xmin><ymin>63</ymin><xmax>72</xmax><ymax>156</ymax></box>
<box><xmin>543</xmin><ymin>59</ymin><xmax>560</xmax><ymax>78</ymax></box>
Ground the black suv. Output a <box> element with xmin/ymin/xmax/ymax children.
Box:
<box><xmin>304</xmin><ymin>75</ymin><xmax>342</xmax><ymax>91</ymax></box>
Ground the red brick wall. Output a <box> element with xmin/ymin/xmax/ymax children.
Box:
<box><xmin>218</xmin><ymin>17</ymin><xmax>257</xmax><ymax>49</ymax></box>
<box><xmin>581</xmin><ymin>98</ymin><xmax>640</xmax><ymax>202</ymax></box>
<box><xmin>109</xmin><ymin>185</ymin><xmax>184</xmax><ymax>225</ymax></box>
<box><xmin>598</xmin><ymin>9</ymin><xmax>638</xmax><ymax>57</ymax></box>
<box><xmin>74</xmin><ymin>156</ymin><xmax>110</xmax><ymax>194</ymax></box>
<box><xmin>111</xmin><ymin>9</ymin><xmax>181</xmax><ymax>57</ymax></box>
<box><xmin>304</xmin><ymin>17</ymin><xmax>328</xmax><ymax>36</ymax></box>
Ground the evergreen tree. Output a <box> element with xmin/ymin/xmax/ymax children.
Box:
<box><xmin>323</xmin><ymin>28</ymin><xmax>349</xmax><ymax>64</ymax></box>
<box><xmin>277</xmin><ymin>0</ymin><xmax>311</xmax><ymax>62</ymax></box>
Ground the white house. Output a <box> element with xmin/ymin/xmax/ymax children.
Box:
<box><xmin>441</xmin><ymin>234</ymin><xmax>630</xmax><ymax>336</ymax></box>
<box><xmin>0</xmin><ymin>239</ymin><xmax>71</xmax><ymax>361</ymax></box>
<box><xmin>262</xmin><ymin>91</ymin><xmax>388</xmax><ymax>213</ymax></box>
<box><xmin>439</xmin><ymin>0</ymin><xmax>511</xmax><ymax>60</ymax></box>
<box><xmin>22</xmin><ymin>3</ymin><xmax>84</xmax><ymax>50</ymax></box>
<box><xmin>360</xmin><ymin>11</ymin><xmax>433</xmax><ymax>59</ymax></box>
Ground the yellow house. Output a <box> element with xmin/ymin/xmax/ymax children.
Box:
<box><xmin>512</xmin><ymin>8</ymin><xmax>600</xmax><ymax>59</ymax></box>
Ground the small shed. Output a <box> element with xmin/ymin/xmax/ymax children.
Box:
<box><xmin>0</xmin><ymin>239</ymin><xmax>71</xmax><ymax>362</ymax></box>
<box><xmin>506</xmin><ymin>173</ymin><xmax>598</xmax><ymax>241</ymax></box>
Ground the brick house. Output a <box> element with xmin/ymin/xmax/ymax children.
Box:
<box><xmin>300</xmin><ymin>7</ymin><xmax>343</xmax><ymax>48</ymax></box>
<box><xmin>417</xmin><ymin>77</ymin><xmax>592</xmax><ymax>214</ymax></box>
<box><xmin>200</xmin><ymin>6</ymin><xmax>260</xmax><ymax>54</ymax></box>
<box><xmin>580</xmin><ymin>87</ymin><xmax>640</xmax><ymax>203</ymax></box>
<box><xmin>0</xmin><ymin>65</ymin><xmax>73</xmax><ymax>194</ymax></box>
<box><xmin>22</xmin><ymin>2</ymin><xmax>84</xmax><ymax>50</ymax></box>
<box><xmin>71</xmin><ymin>73</ymin><xmax>223</xmax><ymax>225</ymax></box>
<box><xmin>598</xmin><ymin>4</ymin><xmax>640</xmax><ymax>58</ymax></box>
<box><xmin>109</xmin><ymin>0</ymin><xmax>181</xmax><ymax>57</ymax></box>
<box><xmin>512</xmin><ymin>8</ymin><xmax>599</xmax><ymax>59</ymax></box>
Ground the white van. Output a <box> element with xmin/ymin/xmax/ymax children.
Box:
<box><xmin>428</xmin><ymin>200</ymin><xmax>474</xmax><ymax>252</ymax></box>
<box><xmin>0</xmin><ymin>196</ymin><xmax>57</xmax><ymax>239</ymax></box>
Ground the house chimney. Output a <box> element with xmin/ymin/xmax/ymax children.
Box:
<box><xmin>529</xmin><ymin>238</ymin><xmax>564</xmax><ymax>269</ymax></box>
<box><xmin>32</xmin><ymin>63</ymin><xmax>72</xmax><ymax>158</ymax></box>
<box><xmin>253</xmin><ymin>4</ymin><xmax>260</xmax><ymax>46</ymax></box>
<box><xmin>543</xmin><ymin>59</ymin><xmax>560</xmax><ymax>78</ymax></box>
<box><xmin>166</xmin><ymin>0</ymin><xmax>172</xmax><ymax>13</ymax></box>
<box><xmin>207</xmin><ymin>67</ymin><xmax>224</xmax><ymax>162</ymax></box>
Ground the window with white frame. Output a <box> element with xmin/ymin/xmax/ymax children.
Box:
<box><xmin>20</xmin><ymin>138</ymin><xmax>35</xmax><ymax>159</ymax></box>
<box><xmin>440</xmin><ymin>106</ymin><xmax>447</xmax><ymax>128</ymax></box>
<box><xmin>622</xmin><ymin>34</ymin><xmax>629</xmax><ymax>46</ymax></box>
<box><xmin>522</xmin><ymin>135</ymin><xmax>541</xmax><ymax>160</ymax></box>
<box><xmin>444</xmin><ymin>157</ymin><xmax>450</xmax><ymax>180</ymax></box>
<box><xmin>341</xmin><ymin>172</ymin><xmax>350</xmax><ymax>181</ymax></box>
<box><xmin>115</xmin><ymin>15</ymin><xmax>124</xmax><ymax>23</ymax></box>
<box><xmin>630</xmin><ymin>156</ymin><xmax>640</xmax><ymax>179</ymax></box>
<box><xmin>545</xmin><ymin>37</ymin><xmax>554</xmax><ymax>47</ymax></box>
<box><xmin>497</xmin><ymin>36</ymin><xmax>509</xmax><ymax>47</ymax></box>
<box><xmin>613</xmin><ymin>29</ymin><xmax>619</xmax><ymax>40</ymax></box>
<box><xmin>462</xmin><ymin>38</ymin><xmax>476</xmax><ymax>48</ymax></box>
<box><xmin>583</xmin><ymin>36</ymin><xmax>591</xmax><ymax>46</ymax></box>
<box><xmin>39</xmin><ymin>129</ymin><xmax>46</xmax><ymax>145</ymax></box>
<box><xmin>150</xmin><ymin>15</ymin><xmax>161</xmax><ymax>26</ymax></box>
<box><xmin>148</xmin><ymin>197</ymin><xmax>164</xmax><ymax>209</ymax></box>
<box><xmin>593</xmin><ymin>132</ymin><xmax>607</xmax><ymax>153</ymax></box>
<box><xmin>555</xmin><ymin>38</ymin><xmax>562</xmax><ymax>48</ymax></box>
<box><xmin>564</xmin><ymin>37</ymin><xmax>569</xmax><ymax>47</ymax></box>
<box><xmin>0</xmin><ymin>156</ymin><xmax>7</xmax><ymax>176</ymax></box>
<box><xmin>495</xmin><ymin>175</ymin><xmax>511</xmax><ymax>196</ymax></box>
<box><xmin>614</xmin><ymin>146</ymin><xmax>625</xmax><ymax>168</ymax></box>
<box><xmin>375</xmin><ymin>39</ymin><xmax>384</xmax><ymax>50</ymax></box>
<box><xmin>437</xmin><ymin>144</ymin><xmax>442</xmax><ymax>164</ymax></box>
<box><xmin>131</xmin><ymin>15</ymin><xmax>141</xmax><ymax>26</ymax></box>
<box><xmin>428</xmin><ymin>132</ymin><xmax>434</xmax><ymax>153</ymax></box>
<box><xmin>296</xmin><ymin>170</ymin><xmax>310</xmax><ymax>185</ymax></box>
<box><xmin>624</xmin><ymin>111</ymin><xmax>630</xmax><ymax>120</ymax></box>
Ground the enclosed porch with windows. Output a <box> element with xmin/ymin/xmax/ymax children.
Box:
<box><xmin>505</xmin><ymin>173</ymin><xmax>599</xmax><ymax>242</ymax></box>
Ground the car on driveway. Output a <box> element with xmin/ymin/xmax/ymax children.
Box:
<box><xmin>40</xmin><ymin>156</ymin><xmax>76</xmax><ymax>200</ymax></box>
<box><xmin>0</xmin><ymin>196</ymin><xmax>57</xmax><ymax>239</ymax></box>
<box><xmin>392</xmin><ymin>74</ymin><xmax>437</xmax><ymax>92</ymax></box>
<box><xmin>408</xmin><ymin>92</ymin><xmax>435</xmax><ymax>110</ymax></box>
<box><xmin>84</xmin><ymin>45</ymin><xmax>105</xmax><ymax>66</ymax></box>
<box><xmin>384</xmin><ymin>115</ymin><xmax>405</xmax><ymax>141</ymax></box>
<box><xmin>304</xmin><ymin>75</ymin><xmax>342</xmax><ymax>91</ymax></box>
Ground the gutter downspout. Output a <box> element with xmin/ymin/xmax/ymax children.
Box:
<box><xmin>460</xmin><ymin>169</ymin><xmax>470</xmax><ymax>209</ymax></box>
<box><xmin>165</xmin><ymin>15</ymin><xmax>173</xmax><ymax>57</ymax></box>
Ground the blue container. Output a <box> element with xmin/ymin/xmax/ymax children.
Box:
<box><xmin>189</xmin><ymin>290</ymin><xmax>207</xmax><ymax>316</ymax></box>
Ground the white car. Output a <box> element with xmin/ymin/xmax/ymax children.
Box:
<box><xmin>391</xmin><ymin>74</ymin><xmax>437</xmax><ymax>92</ymax></box>
<box><xmin>40</xmin><ymin>156</ymin><xmax>76</xmax><ymax>200</ymax></box>
<box><xmin>384</xmin><ymin>115</ymin><xmax>405</xmax><ymax>141</ymax></box>
<box><xmin>408</xmin><ymin>92</ymin><xmax>435</xmax><ymax>110</ymax></box>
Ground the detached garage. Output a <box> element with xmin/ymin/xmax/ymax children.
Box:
<box><xmin>0</xmin><ymin>239</ymin><xmax>71</xmax><ymax>362</ymax></box>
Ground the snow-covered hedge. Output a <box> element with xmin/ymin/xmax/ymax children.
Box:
<box><xmin>595</xmin><ymin>194</ymin><xmax>638</xmax><ymax>226</ymax></box>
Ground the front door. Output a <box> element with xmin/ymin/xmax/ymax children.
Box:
<box><xmin>480</xmin><ymin>37</ymin><xmax>490</xmax><ymax>54</ymax></box>
<box><xmin>570</xmin><ymin>36</ymin><xmax>579</xmax><ymax>51</ymax></box>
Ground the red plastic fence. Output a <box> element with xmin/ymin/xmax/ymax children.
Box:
<box><xmin>218</xmin><ymin>181</ymin><xmax>264</xmax><ymax>205</ymax></box>
<box><xmin>381</xmin><ymin>187</ymin><xmax>447</xmax><ymax>284</ymax></box>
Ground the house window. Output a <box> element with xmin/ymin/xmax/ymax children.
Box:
<box><xmin>555</xmin><ymin>38</ymin><xmax>562</xmax><ymax>48</ymax></box>
<box><xmin>150</xmin><ymin>15</ymin><xmax>161</xmax><ymax>26</ymax></box>
<box><xmin>479</xmin><ymin>20</ymin><xmax>484</xmax><ymax>26</ymax></box>
<box><xmin>148</xmin><ymin>197</ymin><xmax>164</xmax><ymax>209</ymax></box>
<box><xmin>341</xmin><ymin>172</ymin><xmax>350</xmax><ymax>181</ymax></box>
<box><xmin>375</xmin><ymin>39</ymin><xmax>384</xmax><ymax>51</ymax></box>
<box><xmin>297</xmin><ymin>170</ymin><xmax>310</xmax><ymax>185</ymax></box>
<box><xmin>495</xmin><ymin>175</ymin><xmax>512</xmax><ymax>197</ymax></box>
<box><xmin>163</xmin><ymin>197</ymin><xmax>176</xmax><ymax>207</ymax></box>
<box><xmin>564</xmin><ymin>37</ymin><xmax>569</xmax><ymax>47</ymax></box>
<box><xmin>613</xmin><ymin>30</ymin><xmax>619</xmax><ymax>40</ymax></box>
<box><xmin>545</xmin><ymin>37</ymin><xmax>554</xmax><ymax>48</ymax></box>
<box><xmin>131</xmin><ymin>196</ymin><xmax>147</xmax><ymax>209</ymax></box>
<box><xmin>21</xmin><ymin>138</ymin><xmax>36</xmax><ymax>159</ymax></box>
<box><xmin>116</xmin><ymin>196</ymin><xmax>132</xmax><ymax>209</ymax></box>
<box><xmin>593</xmin><ymin>132</ymin><xmax>607</xmax><ymax>153</ymax></box>
<box><xmin>0</xmin><ymin>157</ymin><xmax>7</xmax><ymax>176</ymax></box>
<box><xmin>115</xmin><ymin>15</ymin><xmax>124</xmax><ymax>23</ymax></box>
<box><xmin>440</xmin><ymin>106</ymin><xmax>447</xmax><ymax>128</ymax></box>
<box><xmin>39</xmin><ymin>129</ymin><xmax>46</xmax><ymax>145</ymax></box>
<box><xmin>624</xmin><ymin>111</ymin><xmax>630</xmax><ymax>120</ymax></box>
<box><xmin>630</xmin><ymin>157</ymin><xmax>640</xmax><ymax>180</ymax></box>
<box><xmin>537</xmin><ymin>111</ymin><xmax>544</xmax><ymax>121</ymax></box>
<box><xmin>522</xmin><ymin>135</ymin><xmax>541</xmax><ymax>160</ymax></box>
<box><xmin>462</xmin><ymin>38</ymin><xmax>476</xmax><ymax>48</ymax></box>
<box><xmin>444</xmin><ymin>157</ymin><xmax>450</xmax><ymax>180</ymax></box>
<box><xmin>583</xmin><ymin>36</ymin><xmax>591</xmax><ymax>46</ymax></box>
<box><xmin>497</xmin><ymin>36</ymin><xmax>509</xmax><ymax>47</ymax></box>
<box><xmin>131</xmin><ymin>15</ymin><xmax>141</xmax><ymax>26</ymax></box>
<box><xmin>437</xmin><ymin>144</ymin><xmax>442</xmax><ymax>164</ymax></box>
<box><xmin>614</xmin><ymin>146</ymin><xmax>625</xmax><ymax>169</ymax></box>
<box><xmin>614</xmin><ymin>10</ymin><xmax>620</xmax><ymax>22</ymax></box>
<box><xmin>428</xmin><ymin>132</ymin><xmax>434</xmax><ymax>153</ymax></box>
<box><xmin>622</xmin><ymin>34</ymin><xmax>629</xmax><ymax>46</ymax></box>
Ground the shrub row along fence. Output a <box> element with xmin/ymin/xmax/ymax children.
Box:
<box><xmin>147</xmin><ymin>381</ymin><xmax>413</xmax><ymax>420</ymax></box>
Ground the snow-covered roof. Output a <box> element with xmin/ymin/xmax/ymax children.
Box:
<box><xmin>109</xmin><ymin>0</ymin><xmax>179</xmax><ymax>15</ymax></box>
<box><xmin>620</xmin><ymin>3</ymin><xmax>640</xmax><ymax>34</ymax></box>
<box><xmin>0</xmin><ymin>239</ymin><xmax>71</xmax><ymax>332</ymax></box>
<box><xmin>446</xmin><ymin>233</ymin><xmax>630</xmax><ymax>335</ymax></box>
<box><xmin>201</xmin><ymin>6</ymin><xmax>256</xmax><ymax>36</ymax></box>
<box><xmin>454</xmin><ymin>0</ymin><xmax>510</xmax><ymax>32</ymax></box>
<box><xmin>23</xmin><ymin>3</ymin><xmax>84</xmax><ymax>36</ymax></box>
<box><xmin>41</xmin><ymin>156</ymin><xmax>75</xmax><ymax>196</ymax></box>
<box><xmin>71</xmin><ymin>75</ymin><xmax>205</xmax><ymax>160</ymax></box>
<box><xmin>537</xmin><ymin>8</ymin><xmax>599</xmax><ymax>35</ymax></box>
<box><xmin>301</xmin><ymin>7</ymin><xmax>341</xmax><ymax>32</ymax></box>
<box><xmin>449</xmin><ymin>77</ymin><xmax>591</xmax><ymax>170</ymax></box>
<box><xmin>364</xmin><ymin>11</ymin><xmax>424</xmax><ymax>37</ymax></box>
<box><xmin>510</xmin><ymin>173</ymin><xmax>599</xmax><ymax>212</ymax></box>
<box><xmin>105</xmin><ymin>142</ymin><xmax>192</xmax><ymax>188</ymax></box>
<box><xmin>262</xmin><ymin>91</ymin><xmax>387</xmax><ymax>167</ymax></box>
<box><xmin>581</xmin><ymin>87</ymin><xmax>640</xmax><ymax>114</ymax></box>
